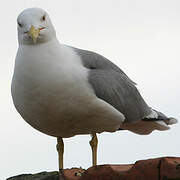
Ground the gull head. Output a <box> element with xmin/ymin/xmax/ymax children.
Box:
<box><xmin>17</xmin><ymin>8</ymin><xmax>56</xmax><ymax>45</ymax></box>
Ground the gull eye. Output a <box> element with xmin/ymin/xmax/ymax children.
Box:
<box><xmin>41</xmin><ymin>15</ymin><xmax>46</xmax><ymax>21</ymax></box>
<box><xmin>18</xmin><ymin>22</ymin><xmax>23</xmax><ymax>27</ymax></box>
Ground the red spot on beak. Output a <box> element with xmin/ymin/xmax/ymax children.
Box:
<box><xmin>39</xmin><ymin>27</ymin><xmax>45</xmax><ymax>31</ymax></box>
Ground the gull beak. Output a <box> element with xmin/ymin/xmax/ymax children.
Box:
<box><xmin>28</xmin><ymin>25</ymin><xmax>40</xmax><ymax>43</ymax></box>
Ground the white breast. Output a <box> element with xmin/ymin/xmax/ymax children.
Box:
<box><xmin>12</xmin><ymin>40</ymin><xmax>124</xmax><ymax>137</ymax></box>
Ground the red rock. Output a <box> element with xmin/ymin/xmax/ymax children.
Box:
<box><xmin>160</xmin><ymin>157</ymin><xmax>180</xmax><ymax>180</ymax></box>
<box><xmin>79</xmin><ymin>164</ymin><xmax>133</xmax><ymax>180</ymax></box>
<box><xmin>59</xmin><ymin>157</ymin><xmax>180</xmax><ymax>180</ymax></box>
<box><xmin>125</xmin><ymin>157</ymin><xmax>161</xmax><ymax>180</ymax></box>
<box><xmin>62</xmin><ymin>168</ymin><xmax>85</xmax><ymax>180</ymax></box>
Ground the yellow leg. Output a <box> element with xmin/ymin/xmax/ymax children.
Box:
<box><xmin>89</xmin><ymin>133</ymin><xmax>98</xmax><ymax>166</ymax></box>
<box><xmin>56</xmin><ymin>137</ymin><xmax>64</xmax><ymax>170</ymax></box>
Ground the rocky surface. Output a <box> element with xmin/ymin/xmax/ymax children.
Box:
<box><xmin>7</xmin><ymin>157</ymin><xmax>180</xmax><ymax>180</ymax></box>
<box><xmin>7</xmin><ymin>171</ymin><xmax>59</xmax><ymax>180</ymax></box>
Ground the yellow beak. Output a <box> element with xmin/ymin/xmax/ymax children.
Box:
<box><xmin>28</xmin><ymin>25</ymin><xmax>40</xmax><ymax>43</ymax></box>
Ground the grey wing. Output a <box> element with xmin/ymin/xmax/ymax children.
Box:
<box><xmin>71</xmin><ymin>46</ymin><xmax>151</xmax><ymax>123</ymax></box>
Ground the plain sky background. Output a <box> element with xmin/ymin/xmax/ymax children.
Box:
<box><xmin>0</xmin><ymin>0</ymin><xmax>180</xmax><ymax>179</ymax></box>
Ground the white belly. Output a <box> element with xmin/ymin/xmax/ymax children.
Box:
<box><xmin>12</xmin><ymin>44</ymin><xmax>125</xmax><ymax>137</ymax></box>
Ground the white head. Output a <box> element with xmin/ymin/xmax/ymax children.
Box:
<box><xmin>17</xmin><ymin>8</ymin><xmax>56</xmax><ymax>45</ymax></box>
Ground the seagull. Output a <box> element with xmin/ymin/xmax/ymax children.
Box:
<box><xmin>11</xmin><ymin>7</ymin><xmax>177</xmax><ymax>170</ymax></box>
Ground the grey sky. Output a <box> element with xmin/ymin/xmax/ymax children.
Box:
<box><xmin>0</xmin><ymin>0</ymin><xmax>180</xmax><ymax>179</ymax></box>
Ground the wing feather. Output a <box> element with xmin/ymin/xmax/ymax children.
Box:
<box><xmin>71</xmin><ymin>46</ymin><xmax>151</xmax><ymax>123</ymax></box>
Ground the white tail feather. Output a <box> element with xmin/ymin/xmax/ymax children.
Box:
<box><xmin>166</xmin><ymin>118</ymin><xmax>178</xmax><ymax>125</ymax></box>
